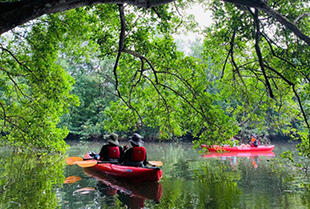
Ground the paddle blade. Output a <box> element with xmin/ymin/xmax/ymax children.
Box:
<box><xmin>76</xmin><ymin>160</ymin><xmax>98</xmax><ymax>168</ymax></box>
<box><xmin>66</xmin><ymin>157</ymin><xmax>83</xmax><ymax>165</ymax></box>
<box><xmin>148</xmin><ymin>161</ymin><xmax>163</xmax><ymax>166</ymax></box>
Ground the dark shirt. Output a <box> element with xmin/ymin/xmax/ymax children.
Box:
<box><xmin>118</xmin><ymin>147</ymin><xmax>148</xmax><ymax>167</ymax></box>
<box><xmin>99</xmin><ymin>144</ymin><xmax>124</xmax><ymax>161</ymax></box>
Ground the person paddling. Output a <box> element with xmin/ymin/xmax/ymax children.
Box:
<box><xmin>118</xmin><ymin>133</ymin><xmax>148</xmax><ymax>167</ymax></box>
<box><xmin>249</xmin><ymin>134</ymin><xmax>259</xmax><ymax>147</ymax></box>
<box><xmin>97</xmin><ymin>133</ymin><xmax>124</xmax><ymax>162</ymax></box>
<box><xmin>240</xmin><ymin>134</ymin><xmax>259</xmax><ymax>148</ymax></box>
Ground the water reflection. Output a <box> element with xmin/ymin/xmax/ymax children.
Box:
<box><xmin>0</xmin><ymin>149</ymin><xmax>65</xmax><ymax>209</ymax></box>
<box><xmin>203</xmin><ymin>151</ymin><xmax>275</xmax><ymax>169</ymax></box>
<box><xmin>2</xmin><ymin>142</ymin><xmax>310</xmax><ymax>208</ymax></box>
<box><xmin>83</xmin><ymin>168</ymin><xmax>162</xmax><ymax>209</ymax></box>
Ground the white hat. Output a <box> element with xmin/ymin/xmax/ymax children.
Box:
<box><xmin>129</xmin><ymin>133</ymin><xmax>144</xmax><ymax>147</ymax></box>
<box><xmin>107</xmin><ymin>133</ymin><xmax>119</xmax><ymax>146</ymax></box>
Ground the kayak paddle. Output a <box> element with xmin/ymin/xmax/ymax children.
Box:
<box><xmin>65</xmin><ymin>157</ymin><xmax>94</xmax><ymax>165</ymax></box>
<box><xmin>76</xmin><ymin>160</ymin><xmax>98</xmax><ymax>167</ymax></box>
<box><xmin>148</xmin><ymin>161</ymin><xmax>163</xmax><ymax>166</ymax></box>
<box><xmin>76</xmin><ymin>160</ymin><xmax>120</xmax><ymax>167</ymax></box>
<box><xmin>66</xmin><ymin>157</ymin><xmax>163</xmax><ymax>167</ymax></box>
<box><xmin>75</xmin><ymin>160</ymin><xmax>163</xmax><ymax>168</ymax></box>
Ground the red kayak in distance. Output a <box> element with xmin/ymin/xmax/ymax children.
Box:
<box><xmin>201</xmin><ymin>144</ymin><xmax>275</xmax><ymax>152</ymax></box>
<box><xmin>84</xmin><ymin>153</ymin><xmax>162</xmax><ymax>182</ymax></box>
<box><xmin>202</xmin><ymin>151</ymin><xmax>275</xmax><ymax>158</ymax></box>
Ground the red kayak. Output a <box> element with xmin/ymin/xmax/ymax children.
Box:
<box><xmin>83</xmin><ymin>153</ymin><xmax>162</xmax><ymax>182</ymax></box>
<box><xmin>203</xmin><ymin>151</ymin><xmax>275</xmax><ymax>158</ymax></box>
<box><xmin>201</xmin><ymin>145</ymin><xmax>275</xmax><ymax>152</ymax></box>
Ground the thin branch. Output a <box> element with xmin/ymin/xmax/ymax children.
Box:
<box><xmin>130</xmin><ymin>58</ymin><xmax>144</xmax><ymax>89</ymax></box>
<box><xmin>128</xmin><ymin>59</ymin><xmax>144</xmax><ymax>104</ymax></box>
<box><xmin>264</xmin><ymin>63</ymin><xmax>310</xmax><ymax>141</ymax></box>
<box><xmin>0</xmin><ymin>101</ymin><xmax>6</xmax><ymax>127</ymax></box>
<box><xmin>0</xmin><ymin>46</ymin><xmax>37</xmax><ymax>79</ymax></box>
<box><xmin>260</xmin><ymin>32</ymin><xmax>296</xmax><ymax>68</ymax></box>
<box><xmin>172</xmin><ymin>1</ymin><xmax>184</xmax><ymax>32</ymax></box>
<box><xmin>154</xmin><ymin>70</ymin><xmax>198</xmax><ymax>98</ymax></box>
<box><xmin>155</xmin><ymin>82</ymin><xmax>210</xmax><ymax>123</ymax></box>
<box><xmin>151</xmin><ymin>7</ymin><xmax>161</xmax><ymax>18</ymax></box>
<box><xmin>263</xmin><ymin>65</ymin><xmax>294</xmax><ymax>86</ymax></box>
<box><xmin>254</xmin><ymin>8</ymin><xmax>274</xmax><ymax>98</ymax></box>
<box><xmin>238</xmin><ymin>91</ymin><xmax>266</xmax><ymax>125</ymax></box>
<box><xmin>222</xmin><ymin>44</ymin><xmax>231</xmax><ymax>79</ymax></box>
<box><xmin>154</xmin><ymin>69</ymin><xmax>207</xmax><ymax>117</ymax></box>
<box><xmin>142</xmin><ymin>74</ymin><xmax>171</xmax><ymax>125</ymax></box>
<box><xmin>294</xmin><ymin>13</ymin><xmax>310</xmax><ymax>24</ymax></box>
<box><xmin>0</xmin><ymin>66</ymin><xmax>26</xmax><ymax>78</ymax></box>
<box><xmin>122</xmin><ymin>49</ymin><xmax>159</xmax><ymax>83</ymax></box>
<box><xmin>229</xmin><ymin>30</ymin><xmax>245</xmax><ymax>84</ymax></box>
<box><xmin>292</xmin><ymin>85</ymin><xmax>310</xmax><ymax>131</ymax></box>
<box><xmin>0</xmin><ymin>66</ymin><xmax>30</xmax><ymax>99</ymax></box>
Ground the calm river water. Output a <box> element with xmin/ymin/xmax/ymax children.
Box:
<box><xmin>1</xmin><ymin>141</ymin><xmax>310</xmax><ymax>209</ymax></box>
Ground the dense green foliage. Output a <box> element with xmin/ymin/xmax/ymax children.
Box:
<box><xmin>202</xmin><ymin>0</ymin><xmax>310</xmax><ymax>150</ymax></box>
<box><xmin>0</xmin><ymin>0</ymin><xmax>310</xmax><ymax>154</ymax></box>
<box><xmin>0</xmin><ymin>20</ymin><xmax>78</xmax><ymax>152</ymax></box>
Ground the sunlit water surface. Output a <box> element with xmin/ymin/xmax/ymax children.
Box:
<box><xmin>1</xmin><ymin>141</ymin><xmax>310</xmax><ymax>209</ymax></box>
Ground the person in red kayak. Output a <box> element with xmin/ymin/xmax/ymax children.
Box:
<box><xmin>118</xmin><ymin>133</ymin><xmax>148</xmax><ymax>167</ymax></box>
<box><xmin>249</xmin><ymin>134</ymin><xmax>259</xmax><ymax>147</ymax></box>
<box><xmin>97</xmin><ymin>133</ymin><xmax>124</xmax><ymax>162</ymax></box>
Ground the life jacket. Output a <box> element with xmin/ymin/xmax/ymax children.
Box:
<box><xmin>130</xmin><ymin>147</ymin><xmax>146</xmax><ymax>162</ymax></box>
<box><xmin>250</xmin><ymin>137</ymin><xmax>259</xmax><ymax>147</ymax></box>
<box><xmin>250</xmin><ymin>136</ymin><xmax>256</xmax><ymax>143</ymax></box>
<box><xmin>107</xmin><ymin>146</ymin><xmax>120</xmax><ymax>159</ymax></box>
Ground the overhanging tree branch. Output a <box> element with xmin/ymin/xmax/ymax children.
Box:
<box><xmin>113</xmin><ymin>4</ymin><xmax>144</xmax><ymax>125</ymax></box>
<box><xmin>254</xmin><ymin>9</ymin><xmax>274</xmax><ymax>98</ymax></box>
<box><xmin>113</xmin><ymin>4</ymin><xmax>126</xmax><ymax>96</ymax></box>
<box><xmin>263</xmin><ymin>64</ymin><xmax>310</xmax><ymax>135</ymax></box>
<box><xmin>259</xmin><ymin>3</ymin><xmax>310</xmax><ymax>45</ymax></box>
<box><xmin>0</xmin><ymin>0</ymin><xmax>175</xmax><ymax>35</ymax></box>
<box><xmin>260</xmin><ymin>33</ymin><xmax>296</xmax><ymax>68</ymax></box>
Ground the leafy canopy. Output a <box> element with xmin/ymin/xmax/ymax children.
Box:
<box><xmin>1</xmin><ymin>0</ymin><xmax>310</xmax><ymax>153</ymax></box>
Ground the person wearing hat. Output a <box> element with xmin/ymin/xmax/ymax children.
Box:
<box><xmin>249</xmin><ymin>134</ymin><xmax>259</xmax><ymax>147</ymax></box>
<box><xmin>98</xmin><ymin>133</ymin><xmax>124</xmax><ymax>162</ymax></box>
<box><xmin>118</xmin><ymin>133</ymin><xmax>148</xmax><ymax>167</ymax></box>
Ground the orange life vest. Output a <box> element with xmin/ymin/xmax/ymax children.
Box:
<box><xmin>250</xmin><ymin>136</ymin><xmax>260</xmax><ymax>147</ymax></box>
<box><xmin>130</xmin><ymin>147</ymin><xmax>146</xmax><ymax>162</ymax></box>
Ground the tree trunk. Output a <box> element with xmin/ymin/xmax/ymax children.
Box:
<box><xmin>0</xmin><ymin>0</ymin><xmax>175</xmax><ymax>35</ymax></box>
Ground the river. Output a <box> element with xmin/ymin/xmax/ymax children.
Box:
<box><xmin>1</xmin><ymin>141</ymin><xmax>310</xmax><ymax>209</ymax></box>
